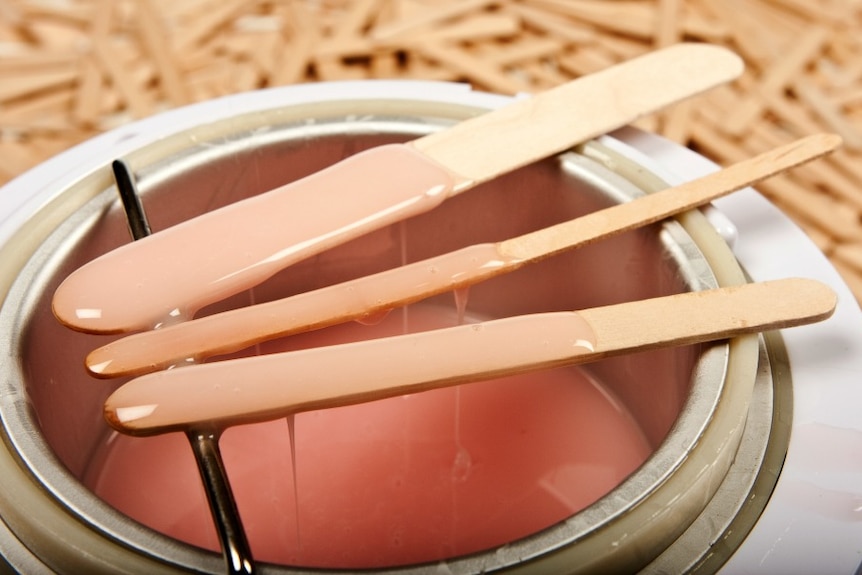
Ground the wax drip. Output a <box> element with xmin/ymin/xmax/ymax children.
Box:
<box><xmin>451</xmin><ymin>387</ymin><xmax>472</xmax><ymax>484</ymax></box>
<box><xmin>450</xmin><ymin>288</ymin><xmax>473</xmax><ymax>548</ymax></box>
<box><xmin>399</xmin><ymin>220</ymin><xmax>410</xmax><ymax>335</ymax></box>
<box><xmin>399</xmin><ymin>220</ymin><xmax>408</xmax><ymax>267</ymax></box>
<box><xmin>248</xmin><ymin>286</ymin><xmax>263</xmax><ymax>357</ymax></box>
<box><xmin>453</xmin><ymin>286</ymin><xmax>470</xmax><ymax>326</ymax></box>
<box><xmin>286</xmin><ymin>414</ymin><xmax>301</xmax><ymax>555</ymax></box>
<box><xmin>451</xmin><ymin>286</ymin><xmax>472</xmax><ymax>481</ymax></box>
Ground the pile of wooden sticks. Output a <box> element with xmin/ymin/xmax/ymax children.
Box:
<box><xmin>1</xmin><ymin>0</ymin><xmax>860</xmax><ymax>297</ymax></box>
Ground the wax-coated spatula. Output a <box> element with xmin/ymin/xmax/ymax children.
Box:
<box><xmin>53</xmin><ymin>43</ymin><xmax>744</xmax><ymax>334</ymax></box>
<box><xmin>104</xmin><ymin>277</ymin><xmax>836</xmax><ymax>436</ymax></box>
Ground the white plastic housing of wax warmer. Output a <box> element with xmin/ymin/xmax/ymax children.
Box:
<box><xmin>616</xmin><ymin>129</ymin><xmax>862</xmax><ymax>575</ymax></box>
<box><xmin>0</xmin><ymin>81</ymin><xmax>859</xmax><ymax>575</ymax></box>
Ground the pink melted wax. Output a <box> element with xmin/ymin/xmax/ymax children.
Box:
<box><xmin>85</xmin><ymin>303</ymin><xmax>652</xmax><ymax>569</ymax></box>
<box><xmin>53</xmin><ymin>144</ymin><xmax>466</xmax><ymax>334</ymax></box>
<box><xmin>74</xmin><ymin>143</ymin><xmax>649</xmax><ymax>567</ymax></box>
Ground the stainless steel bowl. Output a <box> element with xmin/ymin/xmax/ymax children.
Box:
<box><xmin>0</xmin><ymin>82</ymin><xmax>762</xmax><ymax>574</ymax></box>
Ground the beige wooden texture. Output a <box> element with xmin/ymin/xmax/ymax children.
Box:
<box><xmin>412</xmin><ymin>43</ymin><xmax>742</xmax><ymax>183</ymax></box>
<box><xmin>0</xmin><ymin>0</ymin><xmax>860</xmax><ymax>300</ymax></box>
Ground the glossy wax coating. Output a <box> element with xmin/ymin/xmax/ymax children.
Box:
<box><xmin>52</xmin><ymin>144</ymin><xmax>466</xmax><ymax>333</ymax></box>
<box><xmin>88</xmin><ymin>243</ymin><xmax>524</xmax><ymax>377</ymax></box>
<box><xmin>104</xmin><ymin>310</ymin><xmax>597</xmax><ymax>434</ymax></box>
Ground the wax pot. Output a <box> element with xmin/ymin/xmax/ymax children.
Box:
<box><xmin>0</xmin><ymin>81</ymin><xmax>779</xmax><ymax>574</ymax></box>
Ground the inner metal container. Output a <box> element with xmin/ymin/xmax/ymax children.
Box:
<box><xmin>0</xmin><ymin>82</ymin><xmax>767</xmax><ymax>574</ymax></box>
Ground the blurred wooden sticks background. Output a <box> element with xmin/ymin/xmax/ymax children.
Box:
<box><xmin>1</xmin><ymin>0</ymin><xmax>861</xmax><ymax>298</ymax></box>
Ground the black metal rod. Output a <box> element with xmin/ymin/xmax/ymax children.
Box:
<box><xmin>112</xmin><ymin>159</ymin><xmax>152</xmax><ymax>241</ymax></box>
<box><xmin>111</xmin><ymin>159</ymin><xmax>256</xmax><ymax>575</ymax></box>
<box><xmin>188</xmin><ymin>429</ymin><xmax>256</xmax><ymax>575</ymax></box>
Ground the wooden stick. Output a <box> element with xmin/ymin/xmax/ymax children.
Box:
<box><xmin>54</xmin><ymin>44</ymin><xmax>745</xmax><ymax>335</ymax></box>
<box><xmin>701</xmin><ymin>0</ymin><xmax>777</xmax><ymax>68</ymax></box>
<box><xmin>329</xmin><ymin>0</ymin><xmax>388</xmax><ymax>39</ymax></box>
<box><xmin>161</xmin><ymin>0</ymin><xmax>220</xmax><ymax>23</ymax></box>
<box><xmin>413</xmin><ymin>13</ymin><xmax>520</xmax><ymax>45</ymax></box>
<box><xmin>370</xmin><ymin>50</ymin><xmax>400</xmax><ymax>77</ymax></box>
<box><xmin>136</xmin><ymin>0</ymin><xmax>190</xmax><ymax>106</ymax></box>
<box><xmin>745</xmin><ymin>0</ymin><xmax>808</xmax><ymax>41</ymax></box>
<box><xmin>412</xmin><ymin>41</ymin><xmax>526</xmax><ymax>94</ymax></box>
<box><xmin>73</xmin><ymin>56</ymin><xmax>104</xmax><ymax>126</ymax></box>
<box><xmin>370</xmin><ymin>0</ymin><xmax>496</xmax><ymax>40</ymax></box>
<box><xmin>794</xmin><ymin>80</ymin><xmax>862</xmax><ymax>151</ymax></box>
<box><xmin>722</xmin><ymin>25</ymin><xmax>828</xmax><ymax>136</ymax></box>
<box><xmin>315</xmin><ymin>55</ymin><xmax>369</xmax><ymax>81</ymax></box>
<box><xmin>247</xmin><ymin>29</ymin><xmax>282</xmax><ymax>82</ymax></box>
<box><xmin>828</xmin><ymin>151</ymin><xmax>862</xmax><ymax>196</ymax></box>
<box><xmin>86</xmin><ymin>134</ymin><xmax>840</xmax><ymax>378</ymax></box>
<box><xmin>0</xmin><ymin>52</ymin><xmax>79</xmax><ymax>72</ymax></box>
<box><xmin>0</xmin><ymin>1</ymin><xmax>24</xmax><ymax>32</ymax></box>
<box><xmin>654</xmin><ymin>0</ymin><xmax>683</xmax><ymax>48</ymax></box>
<box><xmin>0</xmin><ymin>89</ymin><xmax>74</xmax><ymax>126</ymax></box>
<box><xmin>750</xmin><ymin>87</ymin><xmax>827</xmax><ymax>138</ymax></box>
<box><xmin>102</xmin><ymin>277</ymin><xmax>837</xmax><ymax>436</ymax></box>
<box><xmin>557</xmin><ymin>46</ymin><xmax>618</xmax><ymax>77</ymax></box>
<box><xmin>653</xmin><ymin>0</ymin><xmax>688</xmax><ymax>141</ymax></box>
<box><xmin>680</xmin><ymin>2</ymin><xmax>730</xmax><ymax>41</ymax></box>
<box><xmin>16</xmin><ymin>1</ymin><xmax>93</xmax><ymax>25</ymax></box>
<box><xmin>24</xmin><ymin>19</ymin><xmax>87</xmax><ymax>50</ymax></box>
<box><xmin>369</xmin><ymin>18</ymin><xmax>528</xmax><ymax>63</ymax></box>
<box><xmin>831</xmin><ymin>53</ymin><xmax>862</xmax><ymax>91</ymax></box>
<box><xmin>525</xmin><ymin>0</ymin><xmax>656</xmax><ymax>39</ymax></box>
<box><xmin>833</xmin><ymin>242</ymin><xmax>862</xmax><ymax>274</ymax></box>
<box><xmin>832</xmin><ymin>259</ymin><xmax>862</xmax><ymax>301</ymax></box>
<box><xmin>172</xmin><ymin>0</ymin><xmax>248</xmax><ymax>52</ymax></box>
<box><xmin>495</xmin><ymin>135</ymin><xmax>838</xmax><ymax>259</ymax></box>
<box><xmin>833</xmin><ymin>86</ymin><xmax>862</xmax><ymax>108</ymax></box>
<box><xmin>269</xmin><ymin>1</ymin><xmax>318</xmax><ymax>86</ymax></box>
<box><xmin>414</xmin><ymin>43</ymin><xmax>742</xmax><ymax>182</ymax></box>
<box><xmin>750</xmin><ymin>123</ymin><xmax>862</xmax><ymax>210</ymax></box>
<box><xmin>522</xmin><ymin>60</ymin><xmax>571</xmax><ymax>91</ymax></box>
<box><xmin>73</xmin><ymin>0</ymin><xmax>113</xmax><ymax>125</ymax></box>
<box><xmin>760</xmin><ymin>0</ymin><xmax>850</xmax><ymax>25</ymax></box>
<box><xmin>480</xmin><ymin>36</ymin><xmax>565</xmax><ymax>68</ymax></box>
<box><xmin>752</xmin><ymin>174</ymin><xmax>862</xmax><ymax>242</ymax></box>
<box><xmin>662</xmin><ymin>99</ymin><xmax>694</xmax><ymax>144</ymax></box>
<box><xmin>595</xmin><ymin>34</ymin><xmax>649</xmax><ymax>61</ymax></box>
<box><xmin>90</xmin><ymin>27</ymin><xmax>154</xmax><ymax>119</ymax></box>
<box><xmin>504</xmin><ymin>3</ymin><xmax>595</xmax><ymax>45</ymax></box>
<box><xmin>0</xmin><ymin>69</ymin><xmax>78</xmax><ymax>103</ymax></box>
<box><xmin>400</xmin><ymin>54</ymin><xmax>459</xmax><ymax>82</ymax></box>
<box><xmin>800</xmin><ymin>224</ymin><xmax>836</xmax><ymax>256</ymax></box>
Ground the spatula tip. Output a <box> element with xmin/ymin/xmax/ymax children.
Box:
<box><xmin>672</xmin><ymin>42</ymin><xmax>745</xmax><ymax>78</ymax></box>
<box><xmin>795</xmin><ymin>277</ymin><xmax>838</xmax><ymax>323</ymax></box>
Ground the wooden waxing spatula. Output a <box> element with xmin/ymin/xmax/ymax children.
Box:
<box><xmin>53</xmin><ymin>43</ymin><xmax>744</xmax><ymax>334</ymax></box>
<box><xmin>86</xmin><ymin>133</ymin><xmax>841</xmax><ymax>378</ymax></box>
<box><xmin>103</xmin><ymin>277</ymin><xmax>837</xmax><ymax>436</ymax></box>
